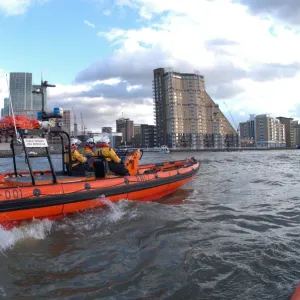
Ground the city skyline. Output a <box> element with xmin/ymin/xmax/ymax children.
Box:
<box><xmin>0</xmin><ymin>0</ymin><xmax>300</xmax><ymax>131</ymax></box>
<box><xmin>3</xmin><ymin>69</ymin><xmax>299</xmax><ymax>149</ymax></box>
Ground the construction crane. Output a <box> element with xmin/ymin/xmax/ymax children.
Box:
<box><xmin>80</xmin><ymin>112</ymin><xmax>87</xmax><ymax>139</ymax></box>
<box><xmin>223</xmin><ymin>101</ymin><xmax>239</xmax><ymax>132</ymax></box>
<box><xmin>72</xmin><ymin>107</ymin><xmax>78</xmax><ymax>137</ymax></box>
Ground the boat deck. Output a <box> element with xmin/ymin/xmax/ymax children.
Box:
<box><xmin>2</xmin><ymin>173</ymin><xmax>98</xmax><ymax>187</ymax></box>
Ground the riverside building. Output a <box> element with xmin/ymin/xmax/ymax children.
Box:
<box><xmin>153</xmin><ymin>68</ymin><xmax>238</xmax><ymax>149</ymax></box>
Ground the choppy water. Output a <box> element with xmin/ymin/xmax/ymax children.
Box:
<box><xmin>1</xmin><ymin>150</ymin><xmax>300</xmax><ymax>299</ymax></box>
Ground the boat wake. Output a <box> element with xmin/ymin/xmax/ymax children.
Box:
<box><xmin>0</xmin><ymin>198</ymin><xmax>137</xmax><ymax>251</ymax></box>
<box><xmin>0</xmin><ymin>219</ymin><xmax>53</xmax><ymax>252</ymax></box>
<box><xmin>101</xmin><ymin>199</ymin><xmax>132</xmax><ymax>222</ymax></box>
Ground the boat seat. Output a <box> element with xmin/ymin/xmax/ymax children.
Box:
<box><xmin>63</xmin><ymin>157</ymin><xmax>113</xmax><ymax>178</ymax></box>
<box><xmin>94</xmin><ymin>157</ymin><xmax>114</xmax><ymax>178</ymax></box>
<box><xmin>62</xmin><ymin>163</ymin><xmax>95</xmax><ymax>178</ymax></box>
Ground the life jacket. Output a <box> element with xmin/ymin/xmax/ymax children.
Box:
<box><xmin>83</xmin><ymin>145</ymin><xmax>95</xmax><ymax>157</ymax></box>
<box><xmin>64</xmin><ymin>146</ymin><xmax>82</xmax><ymax>167</ymax></box>
<box><xmin>95</xmin><ymin>143</ymin><xmax>116</xmax><ymax>162</ymax></box>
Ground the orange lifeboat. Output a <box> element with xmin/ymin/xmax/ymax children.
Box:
<box><xmin>0</xmin><ymin>115</ymin><xmax>200</xmax><ymax>230</ymax></box>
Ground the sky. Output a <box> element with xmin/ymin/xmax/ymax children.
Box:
<box><xmin>0</xmin><ymin>0</ymin><xmax>300</xmax><ymax>132</ymax></box>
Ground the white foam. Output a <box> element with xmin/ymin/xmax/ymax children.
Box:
<box><xmin>102</xmin><ymin>199</ymin><xmax>128</xmax><ymax>222</ymax></box>
<box><xmin>0</xmin><ymin>219</ymin><xmax>53</xmax><ymax>252</ymax></box>
<box><xmin>54</xmin><ymin>198</ymin><xmax>136</xmax><ymax>235</ymax></box>
<box><xmin>191</xmin><ymin>189</ymin><xmax>199</xmax><ymax>196</ymax></box>
<box><xmin>0</xmin><ymin>286</ymin><xmax>6</xmax><ymax>297</ymax></box>
<box><xmin>0</xmin><ymin>199</ymin><xmax>138</xmax><ymax>250</ymax></box>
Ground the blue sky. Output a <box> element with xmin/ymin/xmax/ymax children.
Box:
<box><xmin>0</xmin><ymin>0</ymin><xmax>300</xmax><ymax>131</ymax></box>
<box><xmin>0</xmin><ymin>0</ymin><xmax>142</xmax><ymax>84</ymax></box>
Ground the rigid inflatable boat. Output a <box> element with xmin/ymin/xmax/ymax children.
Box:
<box><xmin>0</xmin><ymin>88</ymin><xmax>200</xmax><ymax>229</ymax></box>
<box><xmin>291</xmin><ymin>282</ymin><xmax>300</xmax><ymax>300</ymax></box>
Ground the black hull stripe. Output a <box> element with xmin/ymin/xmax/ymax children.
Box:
<box><xmin>0</xmin><ymin>164</ymin><xmax>199</xmax><ymax>213</ymax></box>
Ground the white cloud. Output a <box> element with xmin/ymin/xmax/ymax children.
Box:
<box><xmin>46</xmin><ymin>78</ymin><xmax>153</xmax><ymax>131</ymax></box>
<box><xmin>48</xmin><ymin>83</ymin><xmax>91</xmax><ymax>98</ymax></box>
<box><xmin>127</xmin><ymin>84</ymin><xmax>142</xmax><ymax>92</ymax></box>
<box><xmin>236</xmin><ymin>0</ymin><xmax>300</xmax><ymax>26</ymax></box>
<box><xmin>97</xmin><ymin>28</ymin><xmax>127</xmax><ymax>42</ymax></box>
<box><xmin>77</xmin><ymin>0</ymin><xmax>300</xmax><ymax>127</ymax></box>
<box><xmin>0</xmin><ymin>0</ymin><xmax>49</xmax><ymax>16</ymax></box>
<box><xmin>115</xmin><ymin>0</ymin><xmax>137</xmax><ymax>9</ymax></box>
<box><xmin>92</xmin><ymin>78</ymin><xmax>122</xmax><ymax>86</ymax></box>
<box><xmin>48</xmin><ymin>78</ymin><xmax>122</xmax><ymax>97</ymax></box>
<box><xmin>84</xmin><ymin>20</ymin><xmax>96</xmax><ymax>28</ymax></box>
<box><xmin>103</xmin><ymin>9</ymin><xmax>111</xmax><ymax>16</ymax></box>
<box><xmin>3</xmin><ymin>0</ymin><xmax>300</xmax><ymax>131</ymax></box>
<box><xmin>110</xmin><ymin>0</ymin><xmax>300</xmax><ymax>65</ymax></box>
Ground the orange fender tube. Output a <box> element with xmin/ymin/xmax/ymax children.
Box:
<box><xmin>291</xmin><ymin>282</ymin><xmax>300</xmax><ymax>300</ymax></box>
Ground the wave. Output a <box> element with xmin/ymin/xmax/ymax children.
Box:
<box><xmin>0</xmin><ymin>219</ymin><xmax>53</xmax><ymax>252</ymax></box>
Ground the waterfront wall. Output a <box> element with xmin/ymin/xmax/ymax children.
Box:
<box><xmin>0</xmin><ymin>146</ymin><xmax>297</xmax><ymax>157</ymax></box>
<box><xmin>170</xmin><ymin>147</ymin><xmax>298</xmax><ymax>152</ymax></box>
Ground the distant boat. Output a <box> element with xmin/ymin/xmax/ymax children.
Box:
<box><xmin>154</xmin><ymin>145</ymin><xmax>170</xmax><ymax>154</ymax></box>
<box><xmin>28</xmin><ymin>151</ymin><xmax>38</xmax><ymax>156</ymax></box>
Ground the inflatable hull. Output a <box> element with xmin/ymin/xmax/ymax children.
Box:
<box><xmin>291</xmin><ymin>282</ymin><xmax>300</xmax><ymax>300</ymax></box>
<box><xmin>0</xmin><ymin>159</ymin><xmax>200</xmax><ymax>229</ymax></box>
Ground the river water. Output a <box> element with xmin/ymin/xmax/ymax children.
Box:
<box><xmin>0</xmin><ymin>150</ymin><xmax>300</xmax><ymax>299</ymax></box>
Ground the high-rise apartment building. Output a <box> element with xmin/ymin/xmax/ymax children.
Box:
<box><xmin>153</xmin><ymin>68</ymin><xmax>237</xmax><ymax>148</ymax></box>
<box><xmin>134</xmin><ymin>124</ymin><xmax>141</xmax><ymax>136</ymax></box>
<box><xmin>255</xmin><ymin>114</ymin><xmax>285</xmax><ymax>147</ymax></box>
<box><xmin>132</xmin><ymin>124</ymin><xmax>157</xmax><ymax>148</ymax></box>
<box><xmin>239</xmin><ymin>114</ymin><xmax>256</xmax><ymax>147</ymax></box>
<box><xmin>116</xmin><ymin>117</ymin><xmax>134</xmax><ymax>145</ymax></box>
<box><xmin>133</xmin><ymin>124</ymin><xmax>142</xmax><ymax>147</ymax></box>
<box><xmin>295</xmin><ymin>123</ymin><xmax>300</xmax><ymax>147</ymax></box>
<box><xmin>9</xmin><ymin>73</ymin><xmax>32</xmax><ymax>111</ymax></box>
<box><xmin>141</xmin><ymin>124</ymin><xmax>156</xmax><ymax>148</ymax></box>
<box><xmin>277</xmin><ymin>117</ymin><xmax>296</xmax><ymax>148</ymax></box>
<box><xmin>240</xmin><ymin>114</ymin><xmax>255</xmax><ymax>140</ymax></box>
<box><xmin>1</xmin><ymin>98</ymin><xmax>9</xmax><ymax>117</ymax></box>
<box><xmin>239</xmin><ymin>114</ymin><xmax>290</xmax><ymax>148</ymax></box>
<box><xmin>9</xmin><ymin>73</ymin><xmax>47</xmax><ymax>119</ymax></box>
<box><xmin>292</xmin><ymin>121</ymin><xmax>299</xmax><ymax>148</ymax></box>
<box><xmin>240</xmin><ymin>122</ymin><xmax>251</xmax><ymax>139</ymax></box>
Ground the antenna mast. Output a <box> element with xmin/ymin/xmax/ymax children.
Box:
<box><xmin>32</xmin><ymin>79</ymin><xmax>56</xmax><ymax>119</ymax></box>
<box><xmin>6</xmin><ymin>74</ymin><xmax>18</xmax><ymax>139</ymax></box>
<box><xmin>80</xmin><ymin>112</ymin><xmax>87</xmax><ymax>138</ymax></box>
<box><xmin>72</xmin><ymin>107</ymin><xmax>78</xmax><ymax>137</ymax></box>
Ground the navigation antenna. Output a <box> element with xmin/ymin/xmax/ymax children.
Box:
<box><xmin>6</xmin><ymin>74</ymin><xmax>19</xmax><ymax>141</ymax></box>
<box><xmin>72</xmin><ymin>106</ymin><xmax>78</xmax><ymax>137</ymax></box>
<box><xmin>32</xmin><ymin>76</ymin><xmax>56</xmax><ymax>119</ymax></box>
